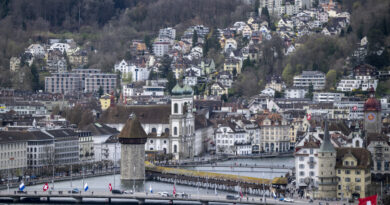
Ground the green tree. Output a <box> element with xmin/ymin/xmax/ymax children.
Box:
<box><xmin>166</xmin><ymin>71</ymin><xmax>177</xmax><ymax>94</ymax></box>
<box><xmin>254</xmin><ymin>0</ymin><xmax>260</xmax><ymax>16</ymax></box>
<box><xmin>305</xmin><ymin>84</ymin><xmax>314</xmax><ymax>99</ymax></box>
<box><xmin>325</xmin><ymin>69</ymin><xmax>338</xmax><ymax>90</ymax></box>
<box><xmin>30</xmin><ymin>64</ymin><xmax>40</xmax><ymax>91</ymax></box>
<box><xmin>282</xmin><ymin>63</ymin><xmax>294</xmax><ymax>85</ymax></box>
<box><xmin>160</xmin><ymin>55</ymin><xmax>172</xmax><ymax>78</ymax></box>
<box><xmin>98</xmin><ymin>86</ymin><xmax>104</xmax><ymax>97</ymax></box>
<box><xmin>192</xmin><ymin>30</ymin><xmax>198</xmax><ymax>47</ymax></box>
<box><xmin>261</xmin><ymin>7</ymin><xmax>270</xmax><ymax>23</ymax></box>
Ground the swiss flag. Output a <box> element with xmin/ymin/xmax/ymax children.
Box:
<box><xmin>358</xmin><ymin>195</ymin><xmax>377</xmax><ymax>205</ymax></box>
<box><xmin>109</xmin><ymin>183</ymin><xmax>112</xmax><ymax>191</ymax></box>
<box><xmin>43</xmin><ymin>183</ymin><xmax>49</xmax><ymax>192</ymax></box>
<box><xmin>239</xmin><ymin>187</ymin><xmax>243</xmax><ymax>198</ymax></box>
<box><xmin>307</xmin><ymin>113</ymin><xmax>312</xmax><ymax>121</ymax></box>
<box><xmin>353</xmin><ymin>105</ymin><xmax>358</xmax><ymax>111</ymax></box>
<box><xmin>173</xmin><ymin>184</ymin><xmax>176</xmax><ymax>195</ymax></box>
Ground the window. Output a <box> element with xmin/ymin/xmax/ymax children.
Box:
<box><xmin>351</xmin><ymin>161</ymin><xmax>354</xmax><ymax>166</ymax></box>
<box><xmin>174</xmin><ymin>127</ymin><xmax>178</xmax><ymax>135</ymax></box>
<box><xmin>310</xmin><ymin>171</ymin><xmax>314</xmax><ymax>176</ymax></box>
<box><xmin>345</xmin><ymin>170</ymin><xmax>350</xmax><ymax>174</ymax></box>
<box><xmin>309</xmin><ymin>164</ymin><xmax>314</xmax><ymax>169</ymax></box>
<box><xmin>150</xmin><ymin>140</ymin><xmax>153</xmax><ymax>144</ymax></box>
<box><xmin>355</xmin><ymin>186</ymin><xmax>361</xmax><ymax>191</ymax></box>
<box><xmin>164</xmin><ymin>140</ymin><xmax>167</xmax><ymax>144</ymax></box>
<box><xmin>338</xmin><ymin>185</ymin><xmax>341</xmax><ymax>190</ymax></box>
<box><xmin>299</xmin><ymin>171</ymin><xmax>304</xmax><ymax>176</ymax></box>
<box><xmin>385</xmin><ymin>162</ymin><xmax>390</xmax><ymax>171</ymax></box>
<box><xmin>377</xmin><ymin>161</ymin><xmax>382</xmax><ymax>171</ymax></box>
<box><xmin>173</xmin><ymin>145</ymin><xmax>177</xmax><ymax>153</ymax></box>
<box><xmin>299</xmin><ymin>164</ymin><xmax>305</xmax><ymax>169</ymax></box>
<box><xmin>309</xmin><ymin>157</ymin><xmax>314</xmax><ymax>162</ymax></box>
<box><xmin>174</xmin><ymin>103</ymin><xmax>178</xmax><ymax>113</ymax></box>
<box><xmin>299</xmin><ymin>157</ymin><xmax>304</xmax><ymax>161</ymax></box>
<box><xmin>355</xmin><ymin>178</ymin><xmax>361</xmax><ymax>182</ymax></box>
<box><xmin>338</xmin><ymin>170</ymin><xmax>341</xmax><ymax>174</ymax></box>
<box><xmin>165</xmin><ymin>128</ymin><xmax>169</xmax><ymax>135</ymax></box>
<box><xmin>345</xmin><ymin>178</ymin><xmax>351</xmax><ymax>182</ymax></box>
<box><xmin>151</xmin><ymin>128</ymin><xmax>157</xmax><ymax>133</ymax></box>
<box><xmin>356</xmin><ymin>170</ymin><xmax>361</xmax><ymax>175</ymax></box>
<box><xmin>345</xmin><ymin>161</ymin><xmax>349</xmax><ymax>166</ymax></box>
<box><xmin>310</xmin><ymin>149</ymin><xmax>313</xmax><ymax>154</ymax></box>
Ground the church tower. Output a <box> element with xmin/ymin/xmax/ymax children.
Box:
<box><xmin>364</xmin><ymin>92</ymin><xmax>381</xmax><ymax>135</ymax></box>
<box><xmin>118</xmin><ymin>114</ymin><xmax>147</xmax><ymax>180</ymax></box>
<box><xmin>170</xmin><ymin>83</ymin><xmax>195</xmax><ymax>160</ymax></box>
<box><xmin>317</xmin><ymin>120</ymin><xmax>337</xmax><ymax>199</ymax></box>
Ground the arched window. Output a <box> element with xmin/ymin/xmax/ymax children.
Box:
<box><xmin>174</xmin><ymin>103</ymin><xmax>178</xmax><ymax>113</ymax></box>
<box><xmin>174</xmin><ymin>127</ymin><xmax>178</xmax><ymax>135</ymax></box>
<box><xmin>151</xmin><ymin>128</ymin><xmax>157</xmax><ymax>134</ymax></box>
<box><xmin>165</xmin><ymin>128</ymin><xmax>169</xmax><ymax>135</ymax></box>
<box><xmin>174</xmin><ymin>145</ymin><xmax>177</xmax><ymax>153</ymax></box>
<box><xmin>355</xmin><ymin>140</ymin><xmax>360</xmax><ymax>147</ymax></box>
<box><xmin>163</xmin><ymin>148</ymin><xmax>167</xmax><ymax>154</ymax></box>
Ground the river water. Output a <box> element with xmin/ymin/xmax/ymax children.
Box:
<box><xmin>0</xmin><ymin>157</ymin><xmax>294</xmax><ymax>204</ymax></box>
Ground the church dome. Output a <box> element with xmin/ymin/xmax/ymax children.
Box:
<box><xmin>364</xmin><ymin>96</ymin><xmax>381</xmax><ymax>111</ymax></box>
<box><xmin>182</xmin><ymin>84</ymin><xmax>193</xmax><ymax>95</ymax></box>
<box><xmin>172</xmin><ymin>84</ymin><xmax>183</xmax><ymax>95</ymax></box>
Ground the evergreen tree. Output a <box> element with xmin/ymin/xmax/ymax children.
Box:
<box><xmin>160</xmin><ymin>54</ymin><xmax>172</xmax><ymax>78</ymax></box>
<box><xmin>254</xmin><ymin>0</ymin><xmax>260</xmax><ymax>16</ymax></box>
<box><xmin>192</xmin><ymin>30</ymin><xmax>198</xmax><ymax>47</ymax></box>
<box><xmin>30</xmin><ymin>64</ymin><xmax>40</xmax><ymax>91</ymax></box>
<box><xmin>305</xmin><ymin>84</ymin><xmax>314</xmax><ymax>99</ymax></box>
<box><xmin>98</xmin><ymin>86</ymin><xmax>104</xmax><ymax>97</ymax></box>
<box><xmin>166</xmin><ymin>71</ymin><xmax>177</xmax><ymax>94</ymax></box>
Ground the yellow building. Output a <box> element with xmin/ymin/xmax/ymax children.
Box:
<box><xmin>223</xmin><ymin>58</ymin><xmax>242</xmax><ymax>75</ymax></box>
<box><xmin>100</xmin><ymin>94</ymin><xmax>111</xmax><ymax>111</ymax></box>
<box><xmin>336</xmin><ymin>148</ymin><xmax>371</xmax><ymax>200</ymax></box>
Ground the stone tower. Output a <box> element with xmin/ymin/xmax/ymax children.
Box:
<box><xmin>170</xmin><ymin>83</ymin><xmax>195</xmax><ymax>160</ymax></box>
<box><xmin>317</xmin><ymin>120</ymin><xmax>337</xmax><ymax>199</ymax></box>
<box><xmin>364</xmin><ymin>92</ymin><xmax>381</xmax><ymax>135</ymax></box>
<box><xmin>118</xmin><ymin>114</ymin><xmax>147</xmax><ymax>180</ymax></box>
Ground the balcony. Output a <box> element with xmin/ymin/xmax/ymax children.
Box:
<box><xmin>307</xmin><ymin>161</ymin><xmax>317</xmax><ymax>165</ymax></box>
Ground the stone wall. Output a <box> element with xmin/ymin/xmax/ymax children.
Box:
<box><xmin>120</xmin><ymin>144</ymin><xmax>145</xmax><ymax>180</ymax></box>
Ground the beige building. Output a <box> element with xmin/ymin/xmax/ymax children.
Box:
<box><xmin>9</xmin><ymin>57</ymin><xmax>21</xmax><ymax>72</ymax></box>
<box><xmin>336</xmin><ymin>148</ymin><xmax>371</xmax><ymax>199</ymax></box>
<box><xmin>256</xmin><ymin>112</ymin><xmax>290</xmax><ymax>153</ymax></box>
<box><xmin>78</xmin><ymin>131</ymin><xmax>94</xmax><ymax>162</ymax></box>
<box><xmin>0</xmin><ymin>132</ymin><xmax>28</xmax><ymax>178</ymax></box>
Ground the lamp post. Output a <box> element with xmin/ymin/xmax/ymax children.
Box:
<box><xmin>8</xmin><ymin>157</ymin><xmax>14</xmax><ymax>194</ymax></box>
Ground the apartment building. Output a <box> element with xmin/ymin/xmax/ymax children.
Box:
<box><xmin>293</xmin><ymin>71</ymin><xmax>326</xmax><ymax>90</ymax></box>
<box><xmin>313</xmin><ymin>92</ymin><xmax>345</xmax><ymax>103</ymax></box>
<box><xmin>45</xmin><ymin>129</ymin><xmax>79</xmax><ymax>165</ymax></box>
<box><xmin>0</xmin><ymin>131</ymin><xmax>28</xmax><ymax>176</ymax></box>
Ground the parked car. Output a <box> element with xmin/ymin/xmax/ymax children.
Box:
<box><xmin>124</xmin><ymin>190</ymin><xmax>133</xmax><ymax>194</ymax></box>
<box><xmin>71</xmin><ymin>188</ymin><xmax>80</xmax><ymax>194</ymax></box>
<box><xmin>284</xmin><ymin>198</ymin><xmax>294</xmax><ymax>202</ymax></box>
<box><xmin>112</xmin><ymin>189</ymin><xmax>124</xmax><ymax>194</ymax></box>
<box><xmin>176</xmin><ymin>192</ymin><xmax>189</xmax><ymax>198</ymax></box>
<box><xmin>158</xmin><ymin>192</ymin><xmax>170</xmax><ymax>197</ymax></box>
<box><xmin>226</xmin><ymin>194</ymin><xmax>239</xmax><ymax>200</ymax></box>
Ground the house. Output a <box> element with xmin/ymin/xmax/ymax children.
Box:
<box><xmin>9</xmin><ymin>57</ymin><xmax>21</xmax><ymax>72</ymax></box>
<box><xmin>265</xmin><ymin>76</ymin><xmax>285</xmax><ymax>92</ymax></box>
<box><xmin>198</xmin><ymin>58</ymin><xmax>215</xmax><ymax>75</ymax></box>
<box><xmin>284</xmin><ymin>87</ymin><xmax>306</xmax><ymax>99</ymax></box>
<box><xmin>210</xmin><ymin>82</ymin><xmax>228</xmax><ymax>96</ymax></box>
<box><xmin>215</xmin><ymin>71</ymin><xmax>233</xmax><ymax>88</ymax></box>
<box><xmin>337</xmin><ymin>78</ymin><xmax>361</xmax><ymax>92</ymax></box>
<box><xmin>215</xmin><ymin>122</ymin><xmax>248</xmax><ymax>155</ymax></box>
<box><xmin>242</xmin><ymin>24</ymin><xmax>252</xmax><ymax>38</ymax></box>
<box><xmin>25</xmin><ymin>44</ymin><xmax>45</xmax><ymax>58</ymax></box>
<box><xmin>223</xmin><ymin>57</ymin><xmax>242</xmax><ymax>75</ymax></box>
<box><xmin>261</xmin><ymin>87</ymin><xmax>276</xmax><ymax>97</ymax></box>
<box><xmin>224</xmin><ymin>38</ymin><xmax>237</xmax><ymax>52</ymax></box>
<box><xmin>49</xmin><ymin>43</ymin><xmax>71</xmax><ymax>54</ymax></box>
<box><xmin>153</xmin><ymin>41</ymin><xmax>170</xmax><ymax>57</ymax></box>
<box><xmin>114</xmin><ymin>60</ymin><xmax>150</xmax><ymax>82</ymax></box>
<box><xmin>256</xmin><ymin>112</ymin><xmax>290</xmax><ymax>153</ymax></box>
<box><xmin>313</xmin><ymin>92</ymin><xmax>345</xmax><ymax>103</ymax></box>
<box><xmin>295</xmin><ymin>136</ymin><xmax>321</xmax><ymax>189</ymax></box>
<box><xmin>183</xmin><ymin>70</ymin><xmax>198</xmax><ymax>87</ymax></box>
<box><xmin>100</xmin><ymin>94</ymin><xmax>112</xmax><ymax>111</ymax></box>
<box><xmin>68</xmin><ymin>50</ymin><xmax>88</xmax><ymax>68</ymax></box>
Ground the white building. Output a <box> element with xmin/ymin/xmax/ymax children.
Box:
<box><xmin>293</xmin><ymin>71</ymin><xmax>326</xmax><ymax>90</ymax></box>
<box><xmin>261</xmin><ymin>87</ymin><xmax>276</xmax><ymax>97</ymax></box>
<box><xmin>114</xmin><ymin>60</ymin><xmax>150</xmax><ymax>82</ymax></box>
<box><xmin>337</xmin><ymin>79</ymin><xmax>361</xmax><ymax>92</ymax></box>
<box><xmin>49</xmin><ymin>43</ymin><xmax>71</xmax><ymax>54</ymax></box>
<box><xmin>27</xmin><ymin>131</ymin><xmax>54</xmax><ymax>174</ymax></box>
<box><xmin>0</xmin><ymin>131</ymin><xmax>28</xmax><ymax>176</ymax></box>
<box><xmin>313</xmin><ymin>92</ymin><xmax>345</xmax><ymax>103</ymax></box>
<box><xmin>153</xmin><ymin>41</ymin><xmax>171</xmax><ymax>57</ymax></box>
<box><xmin>26</xmin><ymin>44</ymin><xmax>45</xmax><ymax>57</ymax></box>
<box><xmin>215</xmin><ymin>122</ymin><xmax>248</xmax><ymax>155</ymax></box>
<box><xmin>285</xmin><ymin>87</ymin><xmax>307</xmax><ymax>99</ymax></box>
<box><xmin>295</xmin><ymin>139</ymin><xmax>320</xmax><ymax>188</ymax></box>
<box><xmin>142</xmin><ymin>85</ymin><xmax>165</xmax><ymax>96</ymax></box>
<box><xmin>159</xmin><ymin>27</ymin><xmax>176</xmax><ymax>42</ymax></box>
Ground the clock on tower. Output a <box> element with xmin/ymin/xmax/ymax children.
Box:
<box><xmin>363</xmin><ymin>93</ymin><xmax>381</xmax><ymax>134</ymax></box>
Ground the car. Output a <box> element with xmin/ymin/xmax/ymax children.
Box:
<box><xmin>112</xmin><ymin>189</ymin><xmax>124</xmax><ymax>194</ymax></box>
<box><xmin>279</xmin><ymin>197</ymin><xmax>285</xmax><ymax>201</ymax></box>
<box><xmin>71</xmin><ymin>188</ymin><xmax>80</xmax><ymax>194</ymax></box>
<box><xmin>123</xmin><ymin>190</ymin><xmax>133</xmax><ymax>194</ymax></box>
<box><xmin>283</xmin><ymin>198</ymin><xmax>294</xmax><ymax>202</ymax></box>
<box><xmin>16</xmin><ymin>190</ymin><xmax>27</xmax><ymax>194</ymax></box>
<box><xmin>158</xmin><ymin>192</ymin><xmax>170</xmax><ymax>197</ymax></box>
<box><xmin>226</xmin><ymin>194</ymin><xmax>240</xmax><ymax>200</ymax></box>
<box><xmin>176</xmin><ymin>192</ymin><xmax>189</xmax><ymax>198</ymax></box>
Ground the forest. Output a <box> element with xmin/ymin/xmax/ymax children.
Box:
<box><xmin>0</xmin><ymin>0</ymin><xmax>389</xmax><ymax>97</ymax></box>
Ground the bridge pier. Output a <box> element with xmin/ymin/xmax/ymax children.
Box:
<box><xmin>108</xmin><ymin>198</ymin><xmax>111</xmax><ymax>203</ymax></box>
<box><xmin>200</xmin><ymin>201</ymin><xmax>208</xmax><ymax>205</ymax></box>
<box><xmin>12</xmin><ymin>197</ymin><xmax>20</xmax><ymax>203</ymax></box>
<box><xmin>137</xmin><ymin>198</ymin><xmax>145</xmax><ymax>205</ymax></box>
<box><xmin>74</xmin><ymin>196</ymin><xmax>83</xmax><ymax>203</ymax></box>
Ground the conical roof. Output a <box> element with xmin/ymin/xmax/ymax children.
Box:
<box><xmin>319</xmin><ymin>120</ymin><xmax>335</xmax><ymax>153</ymax></box>
<box><xmin>117</xmin><ymin>114</ymin><xmax>147</xmax><ymax>139</ymax></box>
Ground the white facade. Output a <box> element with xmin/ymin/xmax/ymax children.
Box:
<box><xmin>49</xmin><ymin>43</ymin><xmax>71</xmax><ymax>54</ymax></box>
<box><xmin>0</xmin><ymin>136</ymin><xmax>28</xmax><ymax>174</ymax></box>
<box><xmin>215</xmin><ymin>124</ymin><xmax>247</xmax><ymax>155</ymax></box>
<box><xmin>295</xmin><ymin>147</ymin><xmax>319</xmax><ymax>188</ymax></box>
<box><xmin>313</xmin><ymin>92</ymin><xmax>345</xmax><ymax>103</ymax></box>
<box><xmin>293</xmin><ymin>71</ymin><xmax>326</xmax><ymax>90</ymax></box>
<box><xmin>142</xmin><ymin>85</ymin><xmax>165</xmax><ymax>96</ymax></box>
<box><xmin>114</xmin><ymin>60</ymin><xmax>150</xmax><ymax>82</ymax></box>
<box><xmin>337</xmin><ymin>79</ymin><xmax>361</xmax><ymax>92</ymax></box>
<box><xmin>261</xmin><ymin>87</ymin><xmax>276</xmax><ymax>97</ymax></box>
<box><xmin>285</xmin><ymin>88</ymin><xmax>307</xmax><ymax>99</ymax></box>
<box><xmin>153</xmin><ymin>41</ymin><xmax>170</xmax><ymax>57</ymax></box>
<box><xmin>26</xmin><ymin>44</ymin><xmax>45</xmax><ymax>57</ymax></box>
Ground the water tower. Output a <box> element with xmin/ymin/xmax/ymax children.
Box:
<box><xmin>118</xmin><ymin>114</ymin><xmax>147</xmax><ymax>180</ymax></box>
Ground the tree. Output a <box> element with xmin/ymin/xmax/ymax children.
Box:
<box><xmin>30</xmin><ymin>63</ymin><xmax>40</xmax><ymax>91</ymax></box>
<box><xmin>98</xmin><ymin>86</ymin><xmax>104</xmax><ymax>97</ymax></box>
<box><xmin>254</xmin><ymin>0</ymin><xmax>260</xmax><ymax>16</ymax></box>
<box><xmin>325</xmin><ymin>69</ymin><xmax>338</xmax><ymax>90</ymax></box>
<box><xmin>166</xmin><ymin>71</ymin><xmax>176</xmax><ymax>94</ymax></box>
<box><xmin>160</xmin><ymin>55</ymin><xmax>172</xmax><ymax>77</ymax></box>
<box><xmin>261</xmin><ymin>7</ymin><xmax>270</xmax><ymax>23</ymax></box>
<box><xmin>305</xmin><ymin>84</ymin><xmax>313</xmax><ymax>99</ymax></box>
<box><xmin>192</xmin><ymin>30</ymin><xmax>198</xmax><ymax>47</ymax></box>
<box><xmin>282</xmin><ymin>63</ymin><xmax>294</xmax><ymax>85</ymax></box>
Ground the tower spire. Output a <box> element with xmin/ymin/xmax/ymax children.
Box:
<box><xmin>320</xmin><ymin>119</ymin><xmax>335</xmax><ymax>152</ymax></box>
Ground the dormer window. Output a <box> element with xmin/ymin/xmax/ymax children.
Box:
<box><xmin>344</xmin><ymin>161</ymin><xmax>349</xmax><ymax>166</ymax></box>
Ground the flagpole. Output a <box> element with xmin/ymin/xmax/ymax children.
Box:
<box><xmin>114</xmin><ymin>142</ymin><xmax>116</xmax><ymax>190</ymax></box>
<box><xmin>70</xmin><ymin>164</ymin><xmax>73</xmax><ymax>188</ymax></box>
